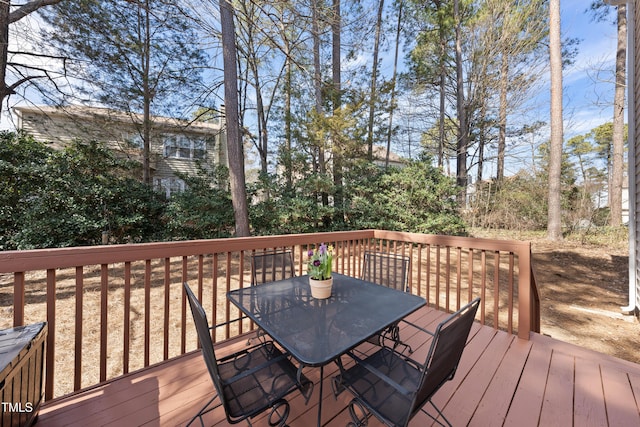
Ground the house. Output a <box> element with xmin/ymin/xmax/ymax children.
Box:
<box><xmin>13</xmin><ymin>105</ymin><xmax>228</xmax><ymax>197</ymax></box>
<box><xmin>371</xmin><ymin>144</ymin><xmax>405</xmax><ymax>168</ymax></box>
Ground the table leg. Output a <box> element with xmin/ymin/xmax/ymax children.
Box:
<box><xmin>317</xmin><ymin>365</ymin><xmax>324</xmax><ymax>427</ymax></box>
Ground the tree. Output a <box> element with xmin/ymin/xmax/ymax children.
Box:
<box><xmin>331</xmin><ymin>0</ymin><xmax>345</xmax><ymax>224</ymax></box>
<box><xmin>589</xmin><ymin>1</ymin><xmax>626</xmax><ymax>227</ymax></box>
<box><xmin>454</xmin><ymin>0</ymin><xmax>468</xmax><ymax>202</ymax></box>
<box><xmin>405</xmin><ymin>0</ymin><xmax>455</xmax><ymax>169</ymax></box>
<box><xmin>366</xmin><ymin>0</ymin><xmax>385</xmax><ymax>161</ymax></box>
<box><xmin>0</xmin><ymin>0</ymin><xmax>65</xmax><ymax>111</ymax></box>
<box><xmin>40</xmin><ymin>0</ymin><xmax>207</xmax><ymax>183</ymax></box>
<box><xmin>610</xmin><ymin>3</ymin><xmax>627</xmax><ymax>227</ymax></box>
<box><xmin>548</xmin><ymin>0</ymin><xmax>563</xmax><ymax>240</ymax></box>
<box><xmin>220</xmin><ymin>0</ymin><xmax>251</xmax><ymax>237</ymax></box>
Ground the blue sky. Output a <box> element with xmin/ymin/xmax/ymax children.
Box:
<box><xmin>494</xmin><ymin>0</ymin><xmax>622</xmax><ymax>176</ymax></box>
<box><xmin>559</xmin><ymin>0</ymin><xmax>620</xmax><ymax>137</ymax></box>
<box><xmin>2</xmin><ymin>1</ymin><xmax>624</xmax><ymax>177</ymax></box>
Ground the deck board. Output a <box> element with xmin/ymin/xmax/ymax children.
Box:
<box><xmin>36</xmin><ymin>305</ymin><xmax>640</xmax><ymax>427</ymax></box>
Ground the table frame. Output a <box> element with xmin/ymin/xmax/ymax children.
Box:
<box><xmin>227</xmin><ymin>273</ymin><xmax>426</xmax><ymax>426</ymax></box>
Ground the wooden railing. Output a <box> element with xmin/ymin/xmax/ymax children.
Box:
<box><xmin>0</xmin><ymin>230</ymin><xmax>539</xmax><ymax>401</ymax></box>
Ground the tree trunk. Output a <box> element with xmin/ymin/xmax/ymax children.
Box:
<box><xmin>367</xmin><ymin>0</ymin><xmax>384</xmax><ymax>162</ymax></box>
<box><xmin>386</xmin><ymin>1</ymin><xmax>403</xmax><ymax>169</ymax></box>
<box><xmin>454</xmin><ymin>0</ymin><xmax>468</xmax><ymax>204</ymax></box>
<box><xmin>547</xmin><ymin>0</ymin><xmax>563</xmax><ymax>241</ymax></box>
<box><xmin>142</xmin><ymin>0</ymin><xmax>151</xmax><ymax>185</ymax></box>
<box><xmin>477</xmin><ymin>101</ymin><xmax>486</xmax><ymax>184</ymax></box>
<box><xmin>332</xmin><ymin>0</ymin><xmax>343</xmax><ymax>223</ymax></box>
<box><xmin>610</xmin><ymin>4</ymin><xmax>626</xmax><ymax>227</ymax></box>
<box><xmin>0</xmin><ymin>1</ymin><xmax>10</xmax><ymax>109</ymax></box>
<box><xmin>311</xmin><ymin>0</ymin><xmax>329</xmax><ymax>213</ymax></box>
<box><xmin>497</xmin><ymin>53</ymin><xmax>509</xmax><ymax>181</ymax></box>
<box><xmin>220</xmin><ymin>0</ymin><xmax>250</xmax><ymax>237</ymax></box>
<box><xmin>284</xmin><ymin>48</ymin><xmax>293</xmax><ymax>191</ymax></box>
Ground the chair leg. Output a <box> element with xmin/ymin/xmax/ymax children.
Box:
<box><xmin>347</xmin><ymin>398</ymin><xmax>372</xmax><ymax>427</ymax></box>
<box><xmin>185</xmin><ymin>394</ymin><xmax>221</xmax><ymax>427</ymax></box>
<box><xmin>267</xmin><ymin>399</ymin><xmax>290</xmax><ymax>427</ymax></box>
<box><xmin>422</xmin><ymin>399</ymin><xmax>452</xmax><ymax>427</ymax></box>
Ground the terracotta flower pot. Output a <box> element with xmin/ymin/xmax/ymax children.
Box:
<box><xmin>309</xmin><ymin>277</ymin><xmax>333</xmax><ymax>299</ymax></box>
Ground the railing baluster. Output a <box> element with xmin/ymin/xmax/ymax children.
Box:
<box><xmin>416</xmin><ymin>244</ymin><xmax>423</xmax><ymax>298</ymax></box>
<box><xmin>163</xmin><ymin>257</ymin><xmax>170</xmax><ymax>361</ymax></box>
<box><xmin>456</xmin><ymin>247</ymin><xmax>462</xmax><ymax>311</ymax></box>
<box><xmin>435</xmin><ymin>246</ymin><xmax>441</xmax><ymax>310</ymax></box>
<box><xmin>45</xmin><ymin>269</ymin><xmax>56</xmax><ymax>401</ymax></box>
<box><xmin>445</xmin><ymin>247</ymin><xmax>451</xmax><ymax>312</ymax></box>
<box><xmin>212</xmin><ymin>253</ymin><xmax>219</xmax><ymax>342</ymax></box>
<box><xmin>508</xmin><ymin>254</ymin><xmax>514</xmax><ymax>334</ymax></box>
<box><xmin>225</xmin><ymin>252</ymin><xmax>232</xmax><ymax>339</ymax></box>
<box><xmin>100</xmin><ymin>264</ymin><xmax>108</xmax><ymax>382</ymax></box>
<box><xmin>13</xmin><ymin>272</ymin><xmax>24</xmax><ymax>328</ymax></box>
<box><xmin>123</xmin><ymin>262</ymin><xmax>131</xmax><ymax>375</ymax></box>
<box><xmin>480</xmin><ymin>250</ymin><xmax>487</xmax><ymax>325</ymax></box>
<box><xmin>426</xmin><ymin>244</ymin><xmax>431</xmax><ymax>304</ymax></box>
<box><xmin>468</xmin><ymin>249</ymin><xmax>474</xmax><ymax>304</ymax></box>
<box><xmin>144</xmin><ymin>260</ymin><xmax>151</xmax><ymax>367</ymax></box>
<box><xmin>494</xmin><ymin>251</ymin><xmax>500</xmax><ymax>330</ymax></box>
<box><xmin>74</xmin><ymin>267</ymin><xmax>83</xmax><ymax>390</ymax></box>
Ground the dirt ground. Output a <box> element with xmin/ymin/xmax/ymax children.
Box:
<box><xmin>472</xmin><ymin>229</ymin><xmax>638</xmax><ymax>364</ymax></box>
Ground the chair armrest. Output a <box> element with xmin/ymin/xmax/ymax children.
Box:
<box><xmin>399</xmin><ymin>318</ymin><xmax>435</xmax><ymax>337</ymax></box>
<box><xmin>344</xmin><ymin>350</ymin><xmax>415</xmax><ymax>397</ymax></box>
<box><xmin>209</xmin><ymin>316</ymin><xmax>249</xmax><ymax>331</ymax></box>
<box><xmin>218</xmin><ymin>343</ymin><xmax>291</xmax><ymax>385</ymax></box>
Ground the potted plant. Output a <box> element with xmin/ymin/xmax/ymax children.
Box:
<box><xmin>307</xmin><ymin>243</ymin><xmax>334</xmax><ymax>299</ymax></box>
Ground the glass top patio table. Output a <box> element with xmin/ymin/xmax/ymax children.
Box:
<box><xmin>226</xmin><ymin>273</ymin><xmax>426</xmax><ymax>367</ymax></box>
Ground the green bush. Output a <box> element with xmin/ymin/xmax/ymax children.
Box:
<box><xmin>1</xmin><ymin>135</ymin><xmax>165</xmax><ymax>249</ymax></box>
<box><xmin>344</xmin><ymin>159</ymin><xmax>466</xmax><ymax>235</ymax></box>
<box><xmin>163</xmin><ymin>166</ymin><xmax>234</xmax><ymax>240</ymax></box>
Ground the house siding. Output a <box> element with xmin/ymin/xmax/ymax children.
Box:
<box><xmin>14</xmin><ymin>106</ymin><xmax>227</xmax><ymax>194</ymax></box>
<box><xmin>632</xmin><ymin>0</ymin><xmax>640</xmax><ymax>312</ymax></box>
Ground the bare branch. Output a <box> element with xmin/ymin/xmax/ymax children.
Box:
<box><xmin>9</xmin><ymin>0</ymin><xmax>64</xmax><ymax>23</ymax></box>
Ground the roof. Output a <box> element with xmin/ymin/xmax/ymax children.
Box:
<box><xmin>371</xmin><ymin>145</ymin><xmax>404</xmax><ymax>165</ymax></box>
<box><xmin>14</xmin><ymin>105</ymin><xmax>223</xmax><ymax>133</ymax></box>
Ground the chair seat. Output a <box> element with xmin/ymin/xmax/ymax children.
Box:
<box><xmin>334</xmin><ymin>298</ymin><xmax>481</xmax><ymax>427</ymax></box>
<box><xmin>219</xmin><ymin>342</ymin><xmax>303</xmax><ymax>420</ymax></box>
<box><xmin>337</xmin><ymin>347</ymin><xmax>421</xmax><ymax>427</ymax></box>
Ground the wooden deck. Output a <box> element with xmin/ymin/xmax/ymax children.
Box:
<box><xmin>36</xmin><ymin>305</ymin><xmax>640</xmax><ymax>426</ymax></box>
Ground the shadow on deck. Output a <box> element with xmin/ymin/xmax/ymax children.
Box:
<box><xmin>36</xmin><ymin>305</ymin><xmax>640</xmax><ymax>426</ymax></box>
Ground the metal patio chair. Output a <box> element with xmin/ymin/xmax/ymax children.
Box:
<box><xmin>184</xmin><ymin>282</ymin><xmax>312</xmax><ymax>427</ymax></box>
<box><xmin>333</xmin><ymin>298</ymin><xmax>481</xmax><ymax>427</ymax></box>
<box><xmin>249</xmin><ymin>250</ymin><xmax>296</xmax><ymax>344</ymax></box>
<box><xmin>251</xmin><ymin>250</ymin><xmax>296</xmax><ymax>286</ymax></box>
<box><xmin>361</xmin><ymin>251</ymin><xmax>412</xmax><ymax>352</ymax></box>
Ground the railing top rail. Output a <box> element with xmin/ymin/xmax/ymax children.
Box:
<box><xmin>0</xmin><ymin>229</ymin><xmax>532</xmax><ymax>273</ymax></box>
<box><xmin>0</xmin><ymin>230</ymin><xmax>376</xmax><ymax>273</ymax></box>
<box><xmin>372</xmin><ymin>230</ymin><xmax>532</xmax><ymax>254</ymax></box>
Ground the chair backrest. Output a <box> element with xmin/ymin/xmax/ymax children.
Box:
<box><xmin>251</xmin><ymin>250</ymin><xmax>295</xmax><ymax>286</ymax></box>
<box><xmin>412</xmin><ymin>297</ymin><xmax>480</xmax><ymax>417</ymax></box>
<box><xmin>362</xmin><ymin>251</ymin><xmax>410</xmax><ymax>292</ymax></box>
<box><xmin>183</xmin><ymin>283</ymin><xmax>226</xmax><ymax>403</ymax></box>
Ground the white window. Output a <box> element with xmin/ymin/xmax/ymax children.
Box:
<box><xmin>193</xmin><ymin>138</ymin><xmax>207</xmax><ymax>159</ymax></box>
<box><xmin>164</xmin><ymin>135</ymin><xmax>207</xmax><ymax>160</ymax></box>
<box><xmin>155</xmin><ymin>177</ymin><xmax>186</xmax><ymax>197</ymax></box>
<box><xmin>126</xmin><ymin>133</ymin><xmax>144</xmax><ymax>149</ymax></box>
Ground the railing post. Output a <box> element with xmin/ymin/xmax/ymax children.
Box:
<box><xmin>517</xmin><ymin>243</ymin><xmax>532</xmax><ymax>340</ymax></box>
<box><xmin>13</xmin><ymin>272</ymin><xmax>25</xmax><ymax>327</ymax></box>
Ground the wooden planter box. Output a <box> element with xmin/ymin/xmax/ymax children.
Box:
<box><xmin>0</xmin><ymin>323</ymin><xmax>46</xmax><ymax>427</ymax></box>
